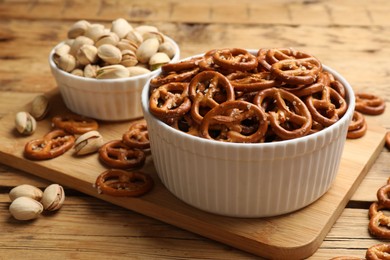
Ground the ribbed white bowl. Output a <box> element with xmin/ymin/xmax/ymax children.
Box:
<box><xmin>141</xmin><ymin>60</ymin><xmax>355</xmax><ymax>217</ymax></box>
<box><xmin>49</xmin><ymin>36</ymin><xmax>180</xmax><ymax>121</ymax></box>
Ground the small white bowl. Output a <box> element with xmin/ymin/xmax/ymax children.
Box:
<box><xmin>141</xmin><ymin>54</ymin><xmax>355</xmax><ymax>218</ymax></box>
<box><xmin>49</xmin><ymin>36</ymin><xmax>180</xmax><ymax>121</ymax></box>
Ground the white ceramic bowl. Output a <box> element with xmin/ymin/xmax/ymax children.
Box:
<box><xmin>49</xmin><ymin>36</ymin><xmax>180</xmax><ymax>121</ymax></box>
<box><xmin>141</xmin><ymin>54</ymin><xmax>355</xmax><ymax>218</ymax></box>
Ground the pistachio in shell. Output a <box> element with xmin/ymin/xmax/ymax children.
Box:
<box><xmin>41</xmin><ymin>184</ymin><xmax>65</xmax><ymax>211</ymax></box>
<box><xmin>111</xmin><ymin>18</ymin><xmax>133</xmax><ymax>39</ymax></box>
<box><xmin>136</xmin><ymin>37</ymin><xmax>159</xmax><ymax>64</ymax></box>
<box><xmin>30</xmin><ymin>95</ymin><xmax>50</xmax><ymax>120</ymax></box>
<box><xmin>9</xmin><ymin>197</ymin><xmax>43</xmax><ymax>221</ymax></box>
<box><xmin>96</xmin><ymin>64</ymin><xmax>130</xmax><ymax>79</ymax></box>
<box><xmin>67</xmin><ymin>20</ymin><xmax>91</xmax><ymax>39</ymax></box>
<box><xmin>9</xmin><ymin>184</ymin><xmax>43</xmax><ymax>202</ymax></box>
<box><xmin>15</xmin><ymin>111</ymin><xmax>36</xmax><ymax>135</ymax></box>
<box><xmin>77</xmin><ymin>44</ymin><xmax>98</xmax><ymax>66</ymax></box>
<box><xmin>97</xmin><ymin>44</ymin><xmax>122</xmax><ymax>65</ymax></box>
<box><xmin>149</xmin><ymin>52</ymin><xmax>171</xmax><ymax>70</ymax></box>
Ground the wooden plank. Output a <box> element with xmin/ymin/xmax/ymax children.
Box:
<box><xmin>0</xmin><ymin>194</ymin><xmax>256</xmax><ymax>259</ymax></box>
<box><xmin>312</xmin><ymin>208</ymin><xmax>380</xmax><ymax>259</ymax></box>
<box><xmin>0</xmin><ymin>91</ymin><xmax>385</xmax><ymax>259</ymax></box>
<box><xmin>0</xmin><ymin>0</ymin><xmax>386</xmax><ymax>26</ymax></box>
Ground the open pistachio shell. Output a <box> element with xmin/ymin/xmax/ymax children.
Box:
<box><xmin>96</xmin><ymin>64</ymin><xmax>130</xmax><ymax>79</ymax></box>
<box><xmin>41</xmin><ymin>184</ymin><xmax>65</xmax><ymax>211</ymax></box>
<box><xmin>15</xmin><ymin>111</ymin><xmax>36</xmax><ymax>135</ymax></box>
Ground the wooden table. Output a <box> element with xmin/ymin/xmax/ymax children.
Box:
<box><xmin>1</xmin><ymin>0</ymin><xmax>389</xmax><ymax>259</ymax></box>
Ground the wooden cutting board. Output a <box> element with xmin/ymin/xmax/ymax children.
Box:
<box><xmin>0</xmin><ymin>90</ymin><xmax>386</xmax><ymax>259</ymax></box>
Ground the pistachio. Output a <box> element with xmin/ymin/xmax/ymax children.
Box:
<box><xmin>125</xmin><ymin>30</ymin><xmax>143</xmax><ymax>46</ymax></box>
<box><xmin>15</xmin><ymin>111</ymin><xmax>36</xmax><ymax>135</ymax></box>
<box><xmin>9</xmin><ymin>184</ymin><xmax>43</xmax><ymax>202</ymax></box>
<box><xmin>54</xmin><ymin>44</ymin><xmax>71</xmax><ymax>59</ymax></box>
<box><xmin>41</xmin><ymin>184</ymin><xmax>65</xmax><ymax>211</ymax></box>
<box><xmin>95</xmin><ymin>32</ymin><xmax>120</xmax><ymax>48</ymax></box>
<box><xmin>30</xmin><ymin>95</ymin><xmax>50</xmax><ymax>120</ymax></box>
<box><xmin>84</xmin><ymin>64</ymin><xmax>99</xmax><ymax>78</ymax></box>
<box><xmin>55</xmin><ymin>53</ymin><xmax>77</xmax><ymax>72</ymax></box>
<box><xmin>74</xmin><ymin>130</ymin><xmax>104</xmax><ymax>155</ymax></box>
<box><xmin>64</xmin><ymin>39</ymin><xmax>74</xmax><ymax>47</ymax></box>
<box><xmin>76</xmin><ymin>44</ymin><xmax>98</xmax><ymax>65</ymax></box>
<box><xmin>136</xmin><ymin>38</ymin><xmax>160</xmax><ymax>64</ymax></box>
<box><xmin>127</xmin><ymin>66</ymin><xmax>151</xmax><ymax>76</ymax></box>
<box><xmin>135</xmin><ymin>25</ymin><xmax>159</xmax><ymax>36</ymax></box>
<box><xmin>143</xmin><ymin>31</ymin><xmax>165</xmax><ymax>44</ymax></box>
<box><xmin>117</xmin><ymin>39</ymin><xmax>138</xmax><ymax>53</ymax></box>
<box><xmin>9</xmin><ymin>197</ymin><xmax>43</xmax><ymax>221</ymax></box>
<box><xmin>97</xmin><ymin>44</ymin><xmax>122</xmax><ymax>65</ymax></box>
<box><xmin>121</xmin><ymin>50</ymin><xmax>138</xmax><ymax>67</ymax></box>
<box><xmin>84</xmin><ymin>23</ymin><xmax>106</xmax><ymax>42</ymax></box>
<box><xmin>97</xmin><ymin>64</ymin><xmax>130</xmax><ymax>79</ymax></box>
<box><xmin>69</xmin><ymin>35</ymin><xmax>94</xmax><ymax>56</ymax></box>
<box><xmin>149</xmin><ymin>52</ymin><xmax>171</xmax><ymax>70</ymax></box>
<box><xmin>67</xmin><ymin>20</ymin><xmax>91</xmax><ymax>39</ymax></box>
<box><xmin>111</xmin><ymin>18</ymin><xmax>133</xmax><ymax>39</ymax></box>
<box><xmin>71</xmin><ymin>68</ymin><xmax>84</xmax><ymax>77</ymax></box>
<box><xmin>158</xmin><ymin>41</ymin><xmax>176</xmax><ymax>59</ymax></box>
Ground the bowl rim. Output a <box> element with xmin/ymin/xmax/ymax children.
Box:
<box><xmin>49</xmin><ymin>35</ymin><xmax>180</xmax><ymax>83</ymax></box>
<box><xmin>141</xmin><ymin>51</ymin><xmax>356</xmax><ymax>149</ymax></box>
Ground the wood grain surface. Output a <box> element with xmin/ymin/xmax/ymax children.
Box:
<box><xmin>1</xmin><ymin>0</ymin><xmax>390</xmax><ymax>259</ymax></box>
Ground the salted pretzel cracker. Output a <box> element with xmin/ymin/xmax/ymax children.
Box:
<box><xmin>305</xmin><ymin>86</ymin><xmax>347</xmax><ymax>127</ymax></box>
<box><xmin>308</xmin><ymin>120</ymin><xmax>325</xmax><ymax>135</ymax></box>
<box><xmin>368</xmin><ymin>198</ymin><xmax>390</xmax><ymax>240</ymax></box>
<box><xmin>161</xmin><ymin>57</ymin><xmax>202</xmax><ymax>74</ymax></box>
<box><xmin>95</xmin><ymin>169</ymin><xmax>153</xmax><ymax>197</ymax></box>
<box><xmin>200</xmin><ymin>100</ymin><xmax>268</xmax><ymax>143</ymax></box>
<box><xmin>122</xmin><ymin>120</ymin><xmax>150</xmax><ymax>149</ymax></box>
<box><xmin>271</xmin><ymin>58</ymin><xmax>322</xmax><ymax>85</ymax></box>
<box><xmin>258</xmin><ymin>47</ymin><xmax>322</xmax><ymax>73</ymax></box>
<box><xmin>377</xmin><ymin>178</ymin><xmax>390</xmax><ymax>208</ymax></box>
<box><xmin>324</xmin><ymin>71</ymin><xmax>346</xmax><ymax>98</ymax></box>
<box><xmin>347</xmin><ymin>111</ymin><xmax>367</xmax><ymax>139</ymax></box>
<box><xmin>365</xmin><ymin>243</ymin><xmax>390</xmax><ymax>260</ymax></box>
<box><xmin>150</xmin><ymin>65</ymin><xmax>199</xmax><ymax>89</ymax></box>
<box><xmin>266</xmin><ymin>48</ymin><xmax>319</xmax><ymax>65</ymax></box>
<box><xmin>226</xmin><ymin>71</ymin><xmax>277</xmax><ymax>92</ymax></box>
<box><xmin>212</xmin><ymin>48</ymin><xmax>258</xmax><ymax>71</ymax></box>
<box><xmin>355</xmin><ymin>93</ymin><xmax>386</xmax><ymax>115</ymax></box>
<box><xmin>285</xmin><ymin>71</ymin><xmax>328</xmax><ymax>97</ymax></box>
<box><xmin>24</xmin><ymin>129</ymin><xmax>75</xmax><ymax>160</ymax></box>
<box><xmin>189</xmin><ymin>70</ymin><xmax>235</xmax><ymax>124</ymax></box>
<box><xmin>99</xmin><ymin>140</ymin><xmax>146</xmax><ymax>169</ymax></box>
<box><xmin>198</xmin><ymin>49</ymin><xmax>222</xmax><ymax>72</ymax></box>
<box><xmin>149</xmin><ymin>82</ymin><xmax>191</xmax><ymax>120</ymax></box>
<box><xmin>256</xmin><ymin>48</ymin><xmax>273</xmax><ymax>71</ymax></box>
<box><xmin>253</xmin><ymin>88</ymin><xmax>313</xmax><ymax>140</ymax></box>
<box><xmin>52</xmin><ymin>114</ymin><xmax>98</xmax><ymax>135</ymax></box>
<box><xmin>170</xmin><ymin>114</ymin><xmax>200</xmax><ymax>137</ymax></box>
